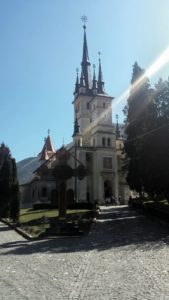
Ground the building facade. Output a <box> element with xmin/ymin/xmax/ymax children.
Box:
<box><xmin>65</xmin><ymin>23</ymin><xmax>130</xmax><ymax>205</ymax></box>
<box><xmin>18</xmin><ymin>23</ymin><xmax>130</xmax><ymax>208</ymax></box>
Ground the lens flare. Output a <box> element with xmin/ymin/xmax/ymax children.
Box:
<box><xmin>82</xmin><ymin>45</ymin><xmax>169</xmax><ymax>137</ymax></box>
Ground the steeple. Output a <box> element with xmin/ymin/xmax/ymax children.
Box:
<box><xmin>72</xmin><ymin>116</ymin><xmax>80</xmax><ymax>137</ymax></box>
<box><xmin>80</xmin><ymin>16</ymin><xmax>92</xmax><ymax>92</ymax></box>
<box><xmin>92</xmin><ymin>64</ymin><xmax>97</xmax><ymax>92</ymax></box>
<box><xmin>74</xmin><ymin>68</ymin><xmax>80</xmax><ymax>95</ymax></box>
<box><xmin>115</xmin><ymin>115</ymin><xmax>121</xmax><ymax>139</ymax></box>
<box><xmin>39</xmin><ymin>130</ymin><xmax>56</xmax><ymax>160</ymax></box>
<box><xmin>97</xmin><ymin>52</ymin><xmax>105</xmax><ymax>94</ymax></box>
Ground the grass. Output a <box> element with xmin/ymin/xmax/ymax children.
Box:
<box><xmin>18</xmin><ymin>208</ymin><xmax>94</xmax><ymax>237</ymax></box>
<box><xmin>143</xmin><ymin>199</ymin><xmax>169</xmax><ymax>212</ymax></box>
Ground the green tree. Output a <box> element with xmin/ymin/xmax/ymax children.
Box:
<box><xmin>0</xmin><ymin>144</ymin><xmax>12</xmax><ymax>216</ymax></box>
<box><xmin>9</xmin><ymin>158</ymin><xmax>20</xmax><ymax>221</ymax></box>
<box><xmin>124</xmin><ymin>62</ymin><xmax>156</xmax><ymax>195</ymax></box>
<box><xmin>151</xmin><ymin>78</ymin><xmax>169</xmax><ymax>200</ymax></box>
<box><xmin>0</xmin><ymin>143</ymin><xmax>20</xmax><ymax>220</ymax></box>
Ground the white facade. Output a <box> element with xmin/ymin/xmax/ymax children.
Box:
<box><xmin>69</xmin><ymin>94</ymin><xmax>130</xmax><ymax>205</ymax></box>
<box><xmin>18</xmin><ymin>23</ymin><xmax>131</xmax><ymax>208</ymax></box>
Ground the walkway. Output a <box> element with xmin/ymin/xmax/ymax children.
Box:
<box><xmin>0</xmin><ymin>206</ymin><xmax>169</xmax><ymax>299</ymax></box>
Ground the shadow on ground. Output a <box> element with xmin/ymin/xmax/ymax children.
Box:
<box><xmin>1</xmin><ymin>206</ymin><xmax>169</xmax><ymax>256</ymax></box>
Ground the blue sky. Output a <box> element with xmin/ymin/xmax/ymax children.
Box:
<box><xmin>1</xmin><ymin>0</ymin><xmax>169</xmax><ymax>161</ymax></box>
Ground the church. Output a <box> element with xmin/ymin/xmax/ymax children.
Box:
<box><xmin>18</xmin><ymin>21</ymin><xmax>130</xmax><ymax>208</ymax></box>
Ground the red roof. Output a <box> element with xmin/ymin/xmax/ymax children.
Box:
<box><xmin>39</xmin><ymin>135</ymin><xmax>56</xmax><ymax>161</ymax></box>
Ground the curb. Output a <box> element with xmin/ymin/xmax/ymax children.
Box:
<box><xmin>0</xmin><ymin>218</ymin><xmax>34</xmax><ymax>240</ymax></box>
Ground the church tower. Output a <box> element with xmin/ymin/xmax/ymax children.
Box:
<box><xmin>73</xmin><ymin>18</ymin><xmax>114</xmax><ymax>149</ymax></box>
<box><xmin>70</xmin><ymin>17</ymin><xmax>121</xmax><ymax>204</ymax></box>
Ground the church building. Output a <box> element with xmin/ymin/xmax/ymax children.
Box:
<box><xmin>18</xmin><ymin>21</ymin><xmax>130</xmax><ymax>208</ymax></box>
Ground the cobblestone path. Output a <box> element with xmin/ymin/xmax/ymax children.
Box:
<box><xmin>0</xmin><ymin>206</ymin><xmax>169</xmax><ymax>300</ymax></box>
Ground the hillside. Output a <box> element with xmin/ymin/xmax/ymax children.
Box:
<box><xmin>17</xmin><ymin>157</ymin><xmax>43</xmax><ymax>185</ymax></box>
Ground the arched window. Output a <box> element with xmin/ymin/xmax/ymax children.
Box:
<box><xmin>102</xmin><ymin>137</ymin><xmax>105</xmax><ymax>146</ymax></box>
<box><xmin>103</xmin><ymin>102</ymin><xmax>106</xmax><ymax>108</ymax></box>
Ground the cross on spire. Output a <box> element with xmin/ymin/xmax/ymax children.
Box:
<box><xmin>80</xmin><ymin>15</ymin><xmax>92</xmax><ymax>91</ymax></box>
<box><xmin>76</xmin><ymin>67</ymin><xmax>79</xmax><ymax>75</ymax></box>
<box><xmin>81</xmin><ymin>15</ymin><xmax>88</xmax><ymax>29</ymax></box>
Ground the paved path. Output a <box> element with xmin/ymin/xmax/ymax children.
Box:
<box><xmin>0</xmin><ymin>206</ymin><xmax>169</xmax><ymax>300</ymax></box>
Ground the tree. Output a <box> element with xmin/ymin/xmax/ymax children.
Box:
<box><xmin>9</xmin><ymin>158</ymin><xmax>20</xmax><ymax>221</ymax></box>
<box><xmin>124</xmin><ymin>64</ymin><xmax>169</xmax><ymax>200</ymax></box>
<box><xmin>124</xmin><ymin>62</ymin><xmax>156</xmax><ymax>195</ymax></box>
<box><xmin>0</xmin><ymin>143</ymin><xmax>20</xmax><ymax>220</ymax></box>
<box><xmin>0</xmin><ymin>144</ymin><xmax>12</xmax><ymax>217</ymax></box>
<box><xmin>151</xmin><ymin>78</ymin><xmax>169</xmax><ymax>200</ymax></box>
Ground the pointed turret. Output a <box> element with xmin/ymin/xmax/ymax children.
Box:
<box><xmin>97</xmin><ymin>53</ymin><xmax>105</xmax><ymax>94</ymax></box>
<box><xmin>72</xmin><ymin>116</ymin><xmax>80</xmax><ymax>137</ymax></box>
<box><xmin>74</xmin><ymin>68</ymin><xmax>80</xmax><ymax>95</ymax></box>
<box><xmin>80</xmin><ymin>70</ymin><xmax>85</xmax><ymax>87</ymax></box>
<box><xmin>80</xmin><ymin>23</ymin><xmax>92</xmax><ymax>92</ymax></box>
<box><xmin>115</xmin><ymin>115</ymin><xmax>121</xmax><ymax>139</ymax></box>
<box><xmin>92</xmin><ymin>64</ymin><xmax>97</xmax><ymax>93</ymax></box>
<box><xmin>39</xmin><ymin>130</ymin><xmax>56</xmax><ymax>160</ymax></box>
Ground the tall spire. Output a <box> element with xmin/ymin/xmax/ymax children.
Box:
<box><xmin>92</xmin><ymin>64</ymin><xmax>97</xmax><ymax>91</ymax></box>
<box><xmin>72</xmin><ymin>116</ymin><xmax>80</xmax><ymax>137</ymax></box>
<box><xmin>74</xmin><ymin>68</ymin><xmax>80</xmax><ymax>95</ymax></box>
<box><xmin>80</xmin><ymin>15</ymin><xmax>92</xmax><ymax>91</ymax></box>
<box><xmin>115</xmin><ymin>115</ymin><xmax>121</xmax><ymax>139</ymax></box>
<box><xmin>97</xmin><ymin>52</ymin><xmax>105</xmax><ymax>94</ymax></box>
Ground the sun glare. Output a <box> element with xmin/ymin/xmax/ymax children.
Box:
<box><xmin>83</xmin><ymin>45</ymin><xmax>169</xmax><ymax>136</ymax></box>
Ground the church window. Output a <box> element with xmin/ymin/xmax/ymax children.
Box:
<box><xmin>103</xmin><ymin>102</ymin><xmax>106</xmax><ymax>108</ymax></box>
<box><xmin>107</xmin><ymin>138</ymin><xmax>111</xmax><ymax>146</ymax></box>
<box><xmin>102</xmin><ymin>137</ymin><xmax>105</xmax><ymax>146</ymax></box>
<box><xmin>103</xmin><ymin>157</ymin><xmax>112</xmax><ymax>169</ymax></box>
<box><xmin>41</xmin><ymin>187</ymin><xmax>47</xmax><ymax>197</ymax></box>
<box><xmin>87</xmin><ymin>103</ymin><xmax>90</xmax><ymax>109</ymax></box>
<box><xmin>93</xmin><ymin>139</ymin><xmax>95</xmax><ymax>146</ymax></box>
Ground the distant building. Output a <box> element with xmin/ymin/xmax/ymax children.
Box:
<box><xmin>17</xmin><ymin>22</ymin><xmax>130</xmax><ymax>208</ymax></box>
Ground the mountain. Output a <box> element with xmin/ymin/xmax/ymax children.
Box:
<box><xmin>16</xmin><ymin>157</ymin><xmax>43</xmax><ymax>185</ymax></box>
